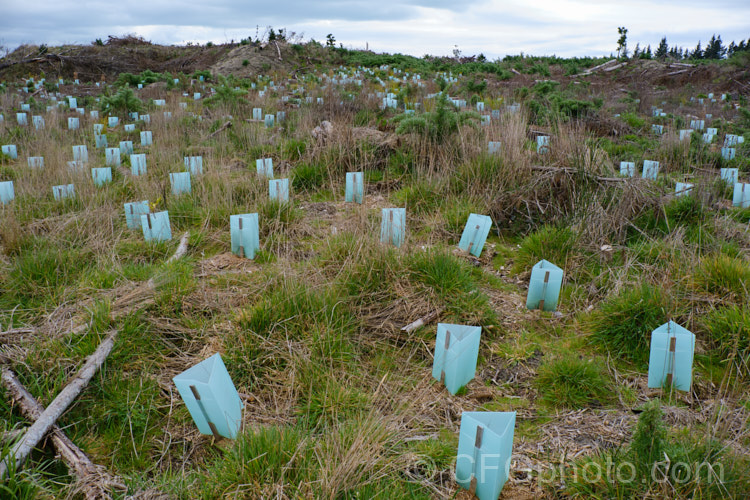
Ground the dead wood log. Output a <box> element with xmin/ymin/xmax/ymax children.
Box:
<box><xmin>401</xmin><ymin>309</ymin><xmax>443</xmax><ymax>334</ymax></box>
<box><xmin>273</xmin><ymin>41</ymin><xmax>283</xmax><ymax>61</ymax></box>
<box><xmin>207</xmin><ymin>120</ymin><xmax>232</xmax><ymax>138</ymax></box>
<box><xmin>165</xmin><ymin>231</ymin><xmax>190</xmax><ymax>264</ymax></box>
<box><xmin>0</xmin><ymin>331</ymin><xmax>117</xmax><ymax>479</ymax></box>
<box><xmin>0</xmin><ymin>367</ymin><xmax>126</xmax><ymax>498</ymax></box>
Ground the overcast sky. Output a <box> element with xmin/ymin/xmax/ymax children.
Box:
<box><xmin>2</xmin><ymin>0</ymin><xmax>749</xmax><ymax>59</ymax></box>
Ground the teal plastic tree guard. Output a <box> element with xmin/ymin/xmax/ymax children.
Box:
<box><xmin>17</xmin><ymin>113</ymin><xmax>27</xmax><ymax>125</ymax></box>
<box><xmin>720</xmin><ymin>168</ymin><xmax>738</xmax><ymax>185</ymax></box>
<box><xmin>124</xmin><ymin>124</ymin><xmax>135</xmax><ymax>132</ymax></box>
<box><xmin>2</xmin><ymin>145</ymin><xmax>17</xmax><ymax>160</ymax></box>
<box><xmin>92</xmin><ymin>167</ymin><xmax>112</xmax><ymax>186</ymax></box>
<box><xmin>675</xmin><ymin>182</ymin><xmax>693</xmax><ymax>197</ymax></box>
<box><xmin>458</xmin><ymin>214</ymin><xmax>492</xmax><ymax>257</ymax></box>
<box><xmin>105</xmin><ymin>147</ymin><xmax>120</xmax><ymax>166</ymax></box>
<box><xmin>488</xmin><ymin>141</ymin><xmax>501</xmax><ymax>155</ymax></box>
<box><xmin>128</xmin><ymin>112</ymin><xmax>139</xmax><ymax>120</ymax></box>
<box><xmin>707</xmin><ymin>127</ymin><xmax>718</xmax><ymax>136</ymax></box>
<box><xmin>52</xmin><ymin>184</ymin><xmax>75</xmax><ymax>200</ymax></box>
<box><xmin>276</xmin><ymin>111</ymin><xmax>286</xmax><ymax>122</ymax></box>
<box><xmin>130</xmin><ymin>154</ymin><xmax>147</xmax><ymax>175</ymax></box>
<box><xmin>90</xmin><ymin>110</ymin><xmax>99</xmax><ymax>119</ymax></box>
<box><xmin>93</xmin><ymin>124</ymin><xmax>104</xmax><ymax>134</ymax></box>
<box><xmin>652</xmin><ymin>124</ymin><xmax>663</xmax><ymax>135</ymax></box>
<box><xmin>252</xmin><ymin>108</ymin><xmax>262</xmax><ymax>120</ymax></box>
<box><xmin>476</xmin><ymin>101</ymin><xmax>485</xmax><ymax>111</ymax></box>
<box><xmin>140</xmin><ymin>131</ymin><xmax>153</xmax><ymax>146</ymax></box>
<box><xmin>536</xmin><ymin>135</ymin><xmax>549</xmax><ymax>153</ymax></box>
<box><xmin>642</xmin><ymin>160</ymin><xmax>659</xmax><ymax>180</ymax></box>
<box><xmin>690</xmin><ymin>119</ymin><xmax>704</xmax><ymax>130</ymax></box>
<box><xmin>68</xmin><ymin>117</ymin><xmax>79</xmax><ymax>130</ymax></box>
<box><xmin>164</xmin><ymin>111</ymin><xmax>172</xmax><ymax>120</ymax></box>
<box><xmin>67</xmin><ymin>161</ymin><xmax>84</xmax><ymax>171</ymax></box>
<box><xmin>95</xmin><ymin>134</ymin><xmax>108</xmax><ymax>148</ymax></box>
<box><xmin>170</xmin><ymin>172</ymin><xmax>192</xmax><ymax>195</ymax></box>
<box><xmin>264</xmin><ymin>114</ymin><xmax>275</xmax><ymax>127</ymax></box>
<box><xmin>702</xmin><ymin>132</ymin><xmax>714</xmax><ymax>144</ymax></box>
<box><xmin>124</xmin><ymin>200</ymin><xmax>149</xmax><ymax>229</ymax></box>
<box><xmin>256</xmin><ymin>158</ymin><xmax>273</xmax><ymax>178</ymax></box>
<box><xmin>679</xmin><ymin>130</ymin><xmax>691</xmax><ymax>141</ymax></box>
<box><xmin>721</xmin><ymin>148</ymin><xmax>736</xmax><ymax>160</ymax></box>
<box><xmin>21</xmin><ymin>104</ymin><xmax>30</xmax><ymax>111</ymax></box>
<box><xmin>230</xmin><ymin>213</ymin><xmax>259</xmax><ymax>259</ymax></box>
<box><xmin>154</xmin><ymin>99</ymin><xmax>166</xmax><ymax>106</ymax></box>
<box><xmin>173</xmin><ymin>353</ymin><xmax>243</xmax><ymax>439</ymax></box>
<box><xmin>108</xmin><ymin>116</ymin><xmax>119</xmax><ymax>127</ymax></box>
<box><xmin>72</xmin><ymin>145</ymin><xmax>88</xmax><ymax>163</ymax></box>
<box><xmin>647</xmin><ymin>321</ymin><xmax>695</xmax><ymax>392</ymax></box>
<box><xmin>724</xmin><ymin>134</ymin><xmax>740</xmax><ymax>147</ymax></box>
<box><xmin>456</xmin><ymin>411</ymin><xmax>515</xmax><ymax>500</ymax></box>
<box><xmin>526</xmin><ymin>259</ymin><xmax>563</xmax><ymax>312</ymax></box>
<box><xmin>431</xmin><ymin>323</ymin><xmax>481</xmax><ymax>394</ymax></box>
<box><xmin>619</xmin><ymin>161</ymin><xmax>635</xmax><ymax>177</ymax></box>
<box><xmin>0</xmin><ymin>181</ymin><xmax>14</xmax><ymax>205</ymax></box>
<box><xmin>733</xmin><ymin>182</ymin><xmax>750</xmax><ymax>208</ymax></box>
<box><xmin>480</xmin><ymin>115</ymin><xmax>490</xmax><ymax>126</ymax></box>
<box><xmin>491</xmin><ymin>109</ymin><xmax>501</xmax><ymax>119</ymax></box>
<box><xmin>33</xmin><ymin>116</ymin><xmax>45</xmax><ymax>129</ymax></box>
<box><xmin>141</xmin><ymin>114</ymin><xmax>150</xmax><ymax>124</ymax></box>
<box><xmin>68</xmin><ymin>97</ymin><xmax>77</xmax><ymax>108</ymax></box>
<box><xmin>27</xmin><ymin>156</ymin><xmax>44</xmax><ymax>168</ymax></box>
<box><xmin>184</xmin><ymin>156</ymin><xmax>203</xmax><ymax>175</ymax></box>
<box><xmin>194</xmin><ymin>92</ymin><xmax>201</xmax><ymax>100</ymax></box>
<box><xmin>345</xmin><ymin>172</ymin><xmax>364</xmax><ymax>204</ymax></box>
<box><xmin>269</xmin><ymin>178</ymin><xmax>289</xmax><ymax>202</ymax></box>
<box><xmin>380</xmin><ymin>208</ymin><xmax>406</xmax><ymax>247</ymax></box>
<box><xmin>141</xmin><ymin>211</ymin><xmax>172</xmax><ymax>241</ymax></box>
<box><xmin>119</xmin><ymin>141</ymin><xmax>134</xmax><ymax>156</ymax></box>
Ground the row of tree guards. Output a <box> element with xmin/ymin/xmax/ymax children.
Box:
<box><xmin>0</xmin><ymin>69</ymin><xmax>737</xmax><ymax>499</ymax></box>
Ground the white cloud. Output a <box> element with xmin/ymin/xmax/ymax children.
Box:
<box><xmin>1</xmin><ymin>0</ymin><xmax>748</xmax><ymax>59</ymax></box>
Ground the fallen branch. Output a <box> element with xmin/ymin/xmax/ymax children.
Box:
<box><xmin>602</xmin><ymin>63</ymin><xmax>626</xmax><ymax>72</ymax></box>
<box><xmin>666</xmin><ymin>69</ymin><xmax>688</xmax><ymax>76</ymax></box>
<box><xmin>273</xmin><ymin>41</ymin><xmax>283</xmax><ymax>61</ymax></box>
<box><xmin>530</xmin><ymin>166</ymin><xmax>628</xmax><ymax>182</ymax></box>
<box><xmin>207</xmin><ymin>120</ymin><xmax>232</xmax><ymax>139</ymax></box>
<box><xmin>0</xmin><ymin>367</ymin><xmax>126</xmax><ymax>498</ymax></box>
<box><xmin>0</xmin><ymin>331</ymin><xmax>117</xmax><ymax>479</ymax></box>
<box><xmin>401</xmin><ymin>309</ymin><xmax>442</xmax><ymax>334</ymax></box>
<box><xmin>166</xmin><ymin>231</ymin><xmax>190</xmax><ymax>264</ymax></box>
<box><xmin>0</xmin><ymin>327</ymin><xmax>36</xmax><ymax>336</ymax></box>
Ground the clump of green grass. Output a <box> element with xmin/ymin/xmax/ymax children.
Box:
<box><xmin>296</xmin><ymin>369</ymin><xmax>371</xmax><ymax>429</ymax></box>
<box><xmin>534</xmin><ymin>355</ymin><xmax>612</xmax><ymax>408</ymax></box>
<box><xmin>512</xmin><ymin>225</ymin><xmax>577</xmax><ymax>274</ymax></box>
<box><xmin>341</xmin><ymin>243</ymin><xmax>403</xmax><ymax>305</ymax></box>
<box><xmin>229</xmin><ymin>282</ymin><xmax>358</xmax><ymax>389</ymax></box>
<box><xmin>292</xmin><ymin>161</ymin><xmax>328</xmax><ymax>191</ymax></box>
<box><xmin>258</xmin><ymin>199</ymin><xmax>301</xmax><ymax>232</ymax></box>
<box><xmin>409</xmin><ymin>250</ymin><xmax>474</xmax><ymax>297</ymax></box>
<box><xmin>587</xmin><ymin>284</ymin><xmax>674</xmax><ymax>364</ymax></box>
<box><xmin>392</xmin><ymin>179</ymin><xmax>445</xmax><ymax>214</ymax></box>
<box><xmin>694</xmin><ymin>254</ymin><xmax>750</xmax><ymax>301</ymax></box>
<box><xmin>408</xmin><ymin>249</ymin><xmax>496</xmax><ymax>325</ymax></box>
<box><xmin>561</xmin><ymin>400</ymin><xmax>750</xmax><ymax>498</ymax></box>
<box><xmin>700</xmin><ymin>305</ymin><xmax>750</xmax><ymax>364</ymax></box>
<box><xmin>198</xmin><ymin>425</ymin><xmax>312</xmax><ymax>497</ymax></box>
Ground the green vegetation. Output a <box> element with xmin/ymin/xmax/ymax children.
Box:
<box><xmin>0</xmin><ymin>43</ymin><xmax>747</xmax><ymax>499</ymax></box>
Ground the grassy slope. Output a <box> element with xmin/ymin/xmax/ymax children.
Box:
<box><xmin>0</xmin><ymin>47</ymin><xmax>749</xmax><ymax>498</ymax></box>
